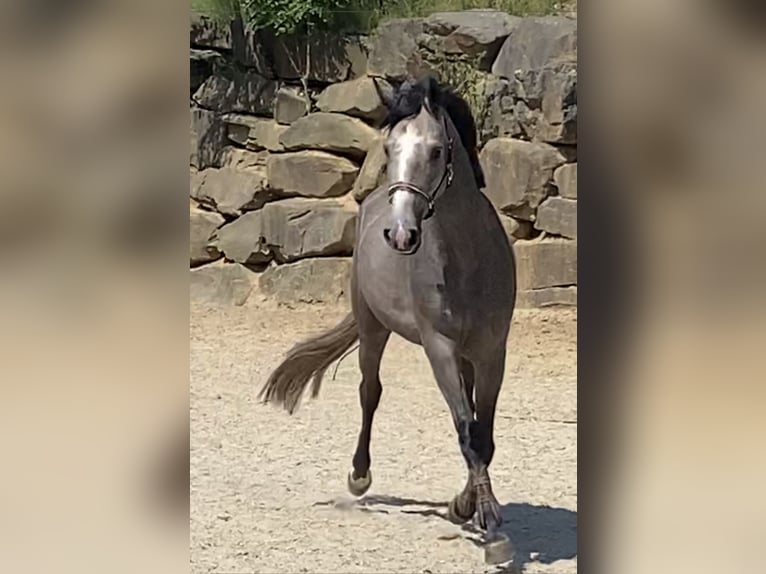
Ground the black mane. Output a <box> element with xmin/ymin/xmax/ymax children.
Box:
<box><xmin>382</xmin><ymin>76</ymin><xmax>486</xmax><ymax>189</ymax></box>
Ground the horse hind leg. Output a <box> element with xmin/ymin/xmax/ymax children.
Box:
<box><xmin>347</xmin><ymin>311</ymin><xmax>390</xmax><ymax>497</ymax></box>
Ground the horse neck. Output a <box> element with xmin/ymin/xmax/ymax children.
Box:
<box><xmin>437</xmin><ymin>120</ymin><xmax>479</xmax><ymax>212</ymax></box>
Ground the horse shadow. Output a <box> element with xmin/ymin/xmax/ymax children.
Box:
<box><xmin>315</xmin><ymin>494</ymin><xmax>576</xmax><ymax>570</ymax></box>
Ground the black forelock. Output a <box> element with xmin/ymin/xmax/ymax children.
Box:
<box><xmin>382</xmin><ymin>75</ymin><xmax>486</xmax><ymax>189</ymax></box>
<box><xmin>382</xmin><ymin>76</ymin><xmax>441</xmax><ymax>128</ymax></box>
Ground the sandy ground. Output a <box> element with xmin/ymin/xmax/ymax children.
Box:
<box><xmin>191</xmin><ymin>300</ymin><xmax>577</xmax><ymax>574</ymax></box>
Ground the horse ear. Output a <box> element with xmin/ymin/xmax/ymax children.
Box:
<box><xmin>371</xmin><ymin>76</ymin><xmax>395</xmax><ymax>109</ymax></box>
<box><xmin>420</xmin><ymin>75</ymin><xmax>442</xmax><ymax>114</ymax></box>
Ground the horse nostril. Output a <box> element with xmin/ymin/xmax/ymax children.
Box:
<box><xmin>383</xmin><ymin>228</ymin><xmax>391</xmax><ymax>243</ymax></box>
<box><xmin>408</xmin><ymin>229</ymin><xmax>420</xmax><ymax>247</ymax></box>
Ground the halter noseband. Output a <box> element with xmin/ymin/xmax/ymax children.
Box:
<box><xmin>386</xmin><ymin>116</ymin><xmax>454</xmax><ymax>219</ymax></box>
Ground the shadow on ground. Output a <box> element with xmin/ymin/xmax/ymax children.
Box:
<box><xmin>315</xmin><ymin>494</ymin><xmax>576</xmax><ymax>570</ymax></box>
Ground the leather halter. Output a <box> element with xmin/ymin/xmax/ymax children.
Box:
<box><xmin>386</xmin><ymin>115</ymin><xmax>454</xmax><ymax>219</ymax></box>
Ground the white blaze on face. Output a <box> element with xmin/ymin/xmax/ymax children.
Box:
<box><xmin>391</xmin><ymin>124</ymin><xmax>423</xmax><ymax>216</ymax></box>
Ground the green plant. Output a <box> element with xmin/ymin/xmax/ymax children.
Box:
<box><xmin>378</xmin><ymin>0</ymin><xmax>561</xmax><ymax>19</ymax></box>
<box><xmin>191</xmin><ymin>0</ymin><xmax>242</xmax><ymax>22</ymax></box>
<box><xmin>430</xmin><ymin>58</ymin><xmax>489</xmax><ymax>131</ymax></box>
<box><xmin>241</xmin><ymin>0</ymin><xmax>380</xmax><ymax>34</ymax></box>
<box><xmin>191</xmin><ymin>0</ymin><xmax>565</xmax><ymax>32</ymax></box>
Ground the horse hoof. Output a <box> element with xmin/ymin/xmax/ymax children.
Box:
<box><xmin>347</xmin><ymin>469</ymin><xmax>372</xmax><ymax>497</ymax></box>
<box><xmin>447</xmin><ymin>496</ymin><xmax>474</xmax><ymax>524</ymax></box>
<box><xmin>484</xmin><ymin>533</ymin><xmax>515</xmax><ymax>565</ymax></box>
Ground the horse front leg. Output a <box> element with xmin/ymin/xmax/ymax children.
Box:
<box><xmin>347</xmin><ymin>308</ymin><xmax>390</xmax><ymax>497</ymax></box>
<box><xmin>421</xmin><ymin>333</ymin><xmax>490</xmax><ymax>523</ymax></box>
<box><xmin>471</xmin><ymin>350</ymin><xmax>506</xmax><ymax>534</ymax></box>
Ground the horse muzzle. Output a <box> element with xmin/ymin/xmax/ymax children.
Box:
<box><xmin>383</xmin><ymin>223</ymin><xmax>421</xmax><ymax>254</ymax></box>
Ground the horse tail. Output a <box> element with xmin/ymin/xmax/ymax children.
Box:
<box><xmin>259</xmin><ymin>312</ymin><xmax>359</xmax><ymax>414</ymax></box>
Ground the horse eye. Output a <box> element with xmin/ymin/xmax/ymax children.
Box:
<box><xmin>431</xmin><ymin>147</ymin><xmax>443</xmax><ymax>160</ymax></box>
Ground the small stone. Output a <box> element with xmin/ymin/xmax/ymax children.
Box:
<box><xmin>554</xmin><ymin>163</ymin><xmax>577</xmax><ymax>199</ymax></box>
<box><xmin>190</xmin><ymin>107</ymin><xmax>226</xmax><ymax>170</ymax></box>
<box><xmin>516</xmin><ymin>286</ymin><xmax>577</xmax><ymax>308</ymax></box>
<box><xmin>316</xmin><ymin>77</ymin><xmax>389</xmax><ymax>125</ymax></box>
<box><xmin>513</xmin><ymin>238</ymin><xmax>577</xmax><ymax>290</ymax></box>
<box><xmin>275</xmin><ymin>86</ymin><xmax>309</xmax><ymax>125</ymax></box>
<box><xmin>214</xmin><ymin>211</ymin><xmax>271</xmax><ymax>266</ymax></box>
<box><xmin>192</xmin><ymin>167</ymin><xmax>271</xmax><ymax>216</ymax></box>
<box><xmin>279</xmin><ymin>112</ymin><xmax>379</xmax><ymax>161</ymax></box>
<box><xmin>498</xmin><ymin>214</ymin><xmax>533</xmax><ymax>243</ymax></box>
<box><xmin>480</xmin><ymin>138</ymin><xmax>565</xmax><ymax>214</ymax></box>
<box><xmin>260</xmin><ymin>198</ymin><xmax>357</xmax><ymax>262</ymax></box>
<box><xmin>190</xmin><ymin>206</ymin><xmax>224</xmax><ymax>266</ymax></box>
<box><xmin>190</xmin><ymin>13</ymin><xmax>232</xmax><ymax>50</ymax></box>
<box><xmin>267</xmin><ymin>151</ymin><xmax>358</xmax><ymax>198</ymax></box>
<box><xmin>352</xmin><ymin>135</ymin><xmax>387</xmax><ymax>202</ymax></box>
<box><xmin>190</xmin><ymin>261</ymin><xmax>256</xmax><ymax>306</ymax></box>
<box><xmin>491</xmin><ymin>16</ymin><xmax>577</xmax><ymax>78</ymax></box>
<box><xmin>367</xmin><ymin>18</ymin><xmax>430</xmax><ymax>81</ymax></box>
<box><xmin>193</xmin><ymin>69</ymin><xmax>277</xmax><ymax>116</ymax></box>
<box><xmin>259</xmin><ymin>258</ymin><xmax>352</xmax><ymax>304</ymax></box>
<box><xmin>535</xmin><ymin>196</ymin><xmax>577</xmax><ymax>239</ymax></box>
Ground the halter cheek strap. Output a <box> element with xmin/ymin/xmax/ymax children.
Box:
<box><xmin>386</xmin><ymin>116</ymin><xmax>454</xmax><ymax>219</ymax></box>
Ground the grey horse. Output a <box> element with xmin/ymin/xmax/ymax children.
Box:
<box><xmin>261</xmin><ymin>76</ymin><xmax>516</xmax><ymax>560</ymax></box>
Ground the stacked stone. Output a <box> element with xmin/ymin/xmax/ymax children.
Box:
<box><xmin>367</xmin><ymin>11</ymin><xmax>577</xmax><ymax>308</ymax></box>
<box><xmin>189</xmin><ymin>11</ymin><xmax>577</xmax><ymax>308</ymax></box>
<box><xmin>190</xmin><ymin>13</ymin><xmax>382</xmax><ymax>306</ymax></box>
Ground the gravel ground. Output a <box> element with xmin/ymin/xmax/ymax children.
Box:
<box><xmin>191</xmin><ymin>299</ymin><xmax>577</xmax><ymax>574</ymax></box>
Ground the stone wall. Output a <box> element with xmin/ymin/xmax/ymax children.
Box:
<box><xmin>190</xmin><ymin>10</ymin><xmax>577</xmax><ymax>308</ymax></box>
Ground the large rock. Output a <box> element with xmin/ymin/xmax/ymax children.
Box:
<box><xmin>192</xmin><ymin>68</ymin><xmax>277</xmax><ymax>116</ymax></box>
<box><xmin>271</xmin><ymin>33</ymin><xmax>367</xmax><ymax>82</ymax></box>
<box><xmin>214</xmin><ymin>211</ymin><xmax>271</xmax><ymax>265</ymax></box>
<box><xmin>424</xmin><ymin>10</ymin><xmax>520</xmax><ymax>69</ymax></box>
<box><xmin>190</xmin><ymin>168</ymin><xmax>203</xmax><ymax>196</ymax></box>
<box><xmin>279</xmin><ymin>112</ymin><xmax>378</xmax><ymax>161</ymax></box>
<box><xmin>316</xmin><ymin>77</ymin><xmax>389</xmax><ymax>125</ymax></box>
<box><xmin>352</xmin><ymin>135</ymin><xmax>387</xmax><ymax>202</ymax></box>
<box><xmin>554</xmin><ymin>163</ymin><xmax>577</xmax><ymax>199</ymax></box>
<box><xmin>274</xmin><ymin>86</ymin><xmax>308</xmax><ymax>125</ymax></box>
<box><xmin>498</xmin><ymin>214</ymin><xmax>533</xmax><ymax>243</ymax></box>
<box><xmin>534</xmin><ymin>63</ymin><xmax>577</xmax><ymax>144</ymax></box>
<box><xmin>260</xmin><ymin>198</ymin><xmax>357</xmax><ymax>262</ymax></box>
<box><xmin>535</xmin><ymin>196</ymin><xmax>577</xmax><ymax>239</ymax></box>
<box><xmin>259</xmin><ymin>258</ymin><xmax>352</xmax><ymax>304</ymax></box>
<box><xmin>191</xmin><ymin>49</ymin><xmax>225</xmax><ymax>95</ymax></box>
<box><xmin>516</xmin><ymin>286</ymin><xmax>577</xmax><ymax>308</ymax></box>
<box><xmin>235</xmin><ymin>28</ymin><xmax>366</xmax><ymax>82</ymax></box>
<box><xmin>223</xmin><ymin>114</ymin><xmax>286</xmax><ymax>152</ymax></box>
<box><xmin>223</xmin><ymin>113</ymin><xmax>258</xmax><ymax>147</ymax></box>
<box><xmin>492</xmin><ymin>16</ymin><xmax>576</xmax><ymax>78</ymax></box>
<box><xmin>219</xmin><ymin>146</ymin><xmax>269</xmax><ymax>170</ymax></box>
<box><xmin>190</xmin><ymin>13</ymin><xmax>232</xmax><ymax>50</ymax></box>
<box><xmin>267</xmin><ymin>151</ymin><xmax>358</xmax><ymax>198</ymax></box>
<box><xmin>368</xmin><ymin>19</ymin><xmax>430</xmax><ymax>81</ymax></box>
<box><xmin>190</xmin><ymin>206</ymin><xmax>224</xmax><ymax>266</ymax></box>
<box><xmin>191</xmin><ymin>167</ymin><xmax>273</xmax><ymax>216</ymax></box>
<box><xmin>480</xmin><ymin>138</ymin><xmax>566</xmax><ymax>217</ymax></box>
<box><xmin>190</xmin><ymin>262</ymin><xmax>255</xmax><ymax>306</ymax></box>
<box><xmin>514</xmin><ymin>238</ymin><xmax>577</xmax><ymax>290</ymax></box>
<box><xmin>190</xmin><ymin>107</ymin><xmax>226</xmax><ymax>169</ymax></box>
<box><xmin>481</xmin><ymin>62</ymin><xmax>577</xmax><ymax>145</ymax></box>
